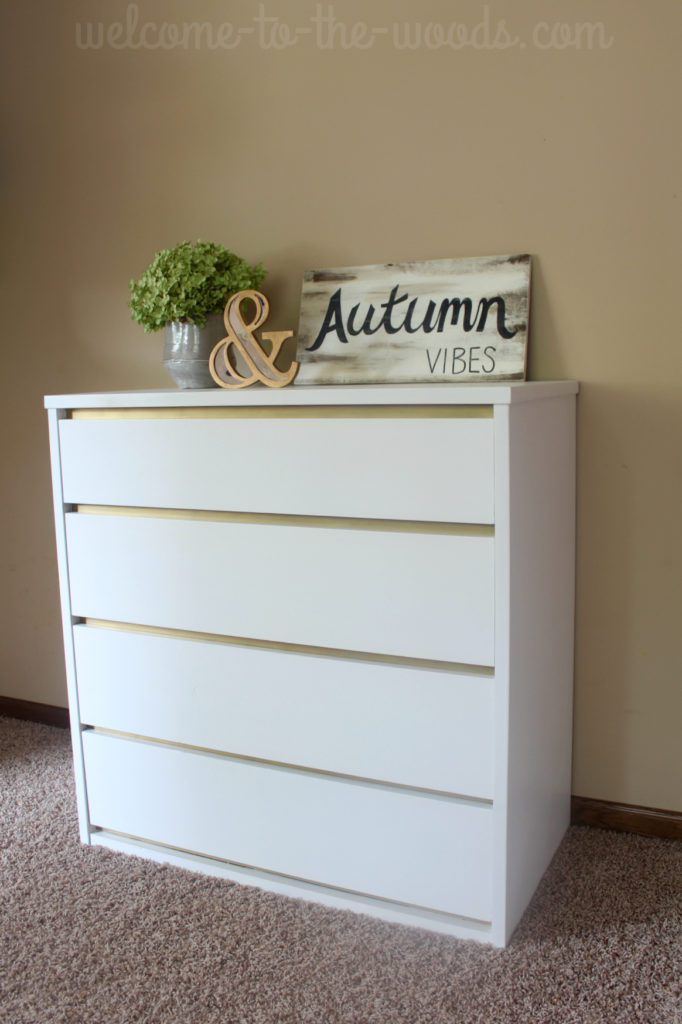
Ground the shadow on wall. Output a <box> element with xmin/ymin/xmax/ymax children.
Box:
<box><xmin>524</xmin><ymin>255</ymin><xmax>566</xmax><ymax>382</ymax></box>
<box><xmin>572</xmin><ymin>381</ymin><xmax>681</xmax><ymax>805</ymax></box>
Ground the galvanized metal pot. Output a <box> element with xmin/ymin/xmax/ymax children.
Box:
<box><xmin>162</xmin><ymin>313</ymin><xmax>225</xmax><ymax>389</ymax></box>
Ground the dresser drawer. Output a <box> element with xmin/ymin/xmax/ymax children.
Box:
<box><xmin>65</xmin><ymin>512</ymin><xmax>495</xmax><ymax>665</ymax></box>
<box><xmin>82</xmin><ymin>731</ymin><xmax>493</xmax><ymax>922</ymax></box>
<box><xmin>58</xmin><ymin>412</ymin><xmax>494</xmax><ymax>524</ymax></box>
<box><xmin>74</xmin><ymin>624</ymin><xmax>494</xmax><ymax>799</ymax></box>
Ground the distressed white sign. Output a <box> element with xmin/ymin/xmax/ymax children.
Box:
<box><xmin>296</xmin><ymin>254</ymin><xmax>531</xmax><ymax>385</ymax></box>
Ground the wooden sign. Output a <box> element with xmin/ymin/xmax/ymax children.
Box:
<box><xmin>296</xmin><ymin>254</ymin><xmax>531</xmax><ymax>385</ymax></box>
<box><xmin>209</xmin><ymin>290</ymin><xmax>298</xmax><ymax>389</ymax></box>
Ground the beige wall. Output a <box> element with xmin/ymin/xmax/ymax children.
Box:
<box><xmin>1</xmin><ymin>1</ymin><xmax>680</xmax><ymax>810</ymax></box>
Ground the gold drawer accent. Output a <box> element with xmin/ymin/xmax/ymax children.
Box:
<box><xmin>82</xmin><ymin>618</ymin><xmax>495</xmax><ymax>675</ymax></box>
<box><xmin>69</xmin><ymin>404</ymin><xmax>493</xmax><ymax>420</ymax></box>
<box><xmin>74</xmin><ymin>504</ymin><xmax>494</xmax><ymax>537</ymax></box>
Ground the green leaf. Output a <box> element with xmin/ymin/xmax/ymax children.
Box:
<box><xmin>129</xmin><ymin>240</ymin><xmax>267</xmax><ymax>332</ymax></box>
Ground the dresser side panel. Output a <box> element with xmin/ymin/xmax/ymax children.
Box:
<box><xmin>490</xmin><ymin>404</ymin><xmax>512</xmax><ymax>946</ymax></box>
<box><xmin>503</xmin><ymin>395</ymin><xmax>576</xmax><ymax>940</ymax></box>
<box><xmin>46</xmin><ymin>408</ymin><xmax>91</xmax><ymax>843</ymax></box>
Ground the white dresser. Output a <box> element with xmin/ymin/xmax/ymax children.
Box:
<box><xmin>45</xmin><ymin>381</ymin><xmax>577</xmax><ymax>946</ymax></box>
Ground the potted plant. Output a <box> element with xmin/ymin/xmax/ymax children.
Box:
<box><xmin>129</xmin><ymin>240</ymin><xmax>266</xmax><ymax>388</ymax></box>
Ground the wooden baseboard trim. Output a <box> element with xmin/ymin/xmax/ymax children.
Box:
<box><xmin>0</xmin><ymin>696</ymin><xmax>69</xmax><ymax>730</ymax></box>
<box><xmin>571</xmin><ymin>796</ymin><xmax>682</xmax><ymax>841</ymax></box>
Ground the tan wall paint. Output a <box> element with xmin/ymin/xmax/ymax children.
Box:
<box><xmin>1</xmin><ymin>1</ymin><xmax>679</xmax><ymax>810</ymax></box>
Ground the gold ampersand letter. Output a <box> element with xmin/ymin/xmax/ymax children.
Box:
<box><xmin>209</xmin><ymin>290</ymin><xmax>299</xmax><ymax>389</ymax></box>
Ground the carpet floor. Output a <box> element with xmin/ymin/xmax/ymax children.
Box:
<box><xmin>1</xmin><ymin>715</ymin><xmax>680</xmax><ymax>1024</ymax></box>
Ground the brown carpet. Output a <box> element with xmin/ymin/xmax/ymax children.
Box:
<box><xmin>1</xmin><ymin>716</ymin><xmax>680</xmax><ymax>1024</ymax></box>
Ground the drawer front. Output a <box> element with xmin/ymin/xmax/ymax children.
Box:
<box><xmin>82</xmin><ymin>731</ymin><xmax>493</xmax><ymax>921</ymax></box>
<box><xmin>58</xmin><ymin>414</ymin><xmax>495</xmax><ymax>524</ymax></box>
<box><xmin>66</xmin><ymin>513</ymin><xmax>495</xmax><ymax>665</ymax></box>
<box><xmin>74</xmin><ymin>624</ymin><xmax>495</xmax><ymax>799</ymax></box>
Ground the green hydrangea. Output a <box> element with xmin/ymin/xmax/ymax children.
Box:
<box><xmin>129</xmin><ymin>240</ymin><xmax>266</xmax><ymax>332</ymax></box>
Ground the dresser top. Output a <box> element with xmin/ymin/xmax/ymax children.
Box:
<box><xmin>45</xmin><ymin>381</ymin><xmax>578</xmax><ymax>410</ymax></box>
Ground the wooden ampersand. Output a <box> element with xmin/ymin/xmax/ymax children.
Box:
<box><xmin>209</xmin><ymin>290</ymin><xmax>298</xmax><ymax>389</ymax></box>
